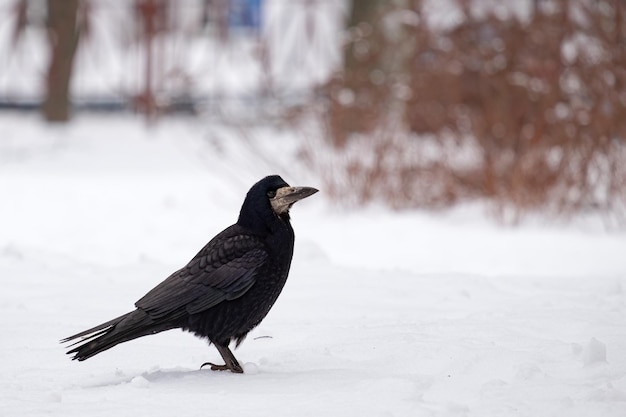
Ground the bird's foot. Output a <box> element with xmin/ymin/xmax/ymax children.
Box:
<box><xmin>200</xmin><ymin>361</ymin><xmax>244</xmax><ymax>374</ymax></box>
<box><xmin>203</xmin><ymin>342</ymin><xmax>244</xmax><ymax>373</ymax></box>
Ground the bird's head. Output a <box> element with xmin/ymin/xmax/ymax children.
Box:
<box><xmin>238</xmin><ymin>175</ymin><xmax>318</xmax><ymax>230</ymax></box>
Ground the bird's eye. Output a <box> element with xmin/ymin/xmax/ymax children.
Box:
<box><xmin>267</xmin><ymin>190</ymin><xmax>277</xmax><ymax>198</ymax></box>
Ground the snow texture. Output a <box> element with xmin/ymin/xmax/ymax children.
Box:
<box><xmin>1</xmin><ymin>114</ymin><xmax>626</xmax><ymax>417</ymax></box>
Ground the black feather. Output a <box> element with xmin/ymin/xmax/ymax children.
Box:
<box><xmin>61</xmin><ymin>175</ymin><xmax>317</xmax><ymax>372</ymax></box>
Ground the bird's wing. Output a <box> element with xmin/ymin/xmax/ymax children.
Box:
<box><xmin>135</xmin><ymin>233</ymin><xmax>268</xmax><ymax>319</ymax></box>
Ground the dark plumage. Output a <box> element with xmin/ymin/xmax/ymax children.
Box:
<box><xmin>62</xmin><ymin>175</ymin><xmax>318</xmax><ymax>373</ymax></box>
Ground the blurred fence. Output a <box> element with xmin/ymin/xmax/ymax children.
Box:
<box><xmin>0</xmin><ymin>0</ymin><xmax>344</xmax><ymax>118</ymax></box>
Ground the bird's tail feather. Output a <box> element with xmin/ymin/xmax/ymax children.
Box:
<box><xmin>61</xmin><ymin>310</ymin><xmax>174</xmax><ymax>361</ymax></box>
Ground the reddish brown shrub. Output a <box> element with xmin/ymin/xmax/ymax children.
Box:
<box><xmin>320</xmin><ymin>0</ymin><xmax>626</xmax><ymax>221</ymax></box>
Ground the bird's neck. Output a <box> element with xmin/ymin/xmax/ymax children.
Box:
<box><xmin>237</xmin><ymin>208</ymin><xmax>291</xmax><ymax>235</ymax></box>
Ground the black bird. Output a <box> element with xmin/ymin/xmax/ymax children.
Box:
<box><xmin>62</xmin><ymin>175</ymin><xmax>317</xmax><ymax>373</ymax></box>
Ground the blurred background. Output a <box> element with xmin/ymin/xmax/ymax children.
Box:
<box><xmin>1</xmin><ymin>0</ymin><xmax>625</xmax><ymax>222</ymax></box>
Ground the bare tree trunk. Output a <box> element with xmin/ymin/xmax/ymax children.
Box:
<box><xmin>327</xmin><ymin>0</ymin><xmax>389</xmax><ymax>146</ymax></box>
<box><xmin>342</xmin><ymin>0</ymin><xmax>384</xmax><ymax>73</ymax></box>
<box><xmin>43</xmin><ymin>0</ymin><xmax>80</xmax><ymax>122</ymax></box>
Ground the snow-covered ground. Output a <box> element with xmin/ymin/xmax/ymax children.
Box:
<box><xmin>1</xmin><ymin>114</ymin><xmax>625</xmax><ymax>416</ymax></box>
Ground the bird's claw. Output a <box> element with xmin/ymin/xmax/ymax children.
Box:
<box><xmin>200</xmin><ymin>361</ymin><xmax>226</xmax><ymax>371</ymax></box>
<box><xmin>200</xmin><ymin>361</ymin><xmax>244</xmax><ymax>373</ymax></box>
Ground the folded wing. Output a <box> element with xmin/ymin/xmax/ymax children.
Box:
<box><xmin>135</xmin><ymin>232</ymin><xmax>268</xmax><ymax>319</ymax></box>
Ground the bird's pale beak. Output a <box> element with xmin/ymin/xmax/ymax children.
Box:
<box><xmin>270</xmin><ymin>186</ymin><xmax>318</xmax><ymax>214</ymax></box>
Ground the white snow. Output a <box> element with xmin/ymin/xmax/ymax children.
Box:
<box><xmin>582</xmin><ymin>338</ymin><xmax>608</xmax><ymax>367</ymax></box>
<box><xmin>1</xmin><ymin>113</ymin><xmax>626</xmax><ymax>416</ymax></box>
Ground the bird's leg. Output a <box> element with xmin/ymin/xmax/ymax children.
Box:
<box><xmin>200</xmin><ymin>342</ymin><xmax>244</xmax><ymax>373</ymax></box>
